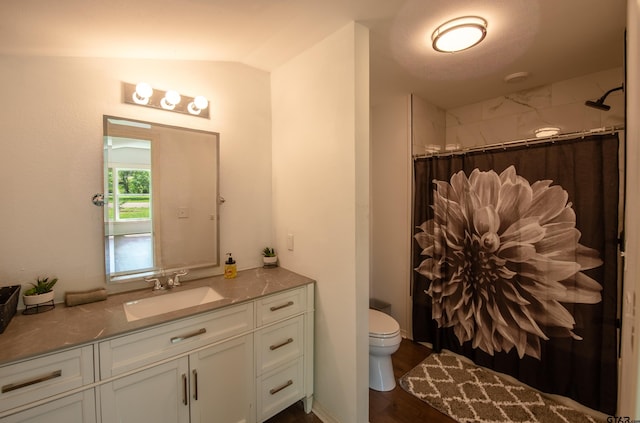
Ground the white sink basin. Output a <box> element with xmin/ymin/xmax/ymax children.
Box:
<box><xmin>123</xmin><ymin>286</ymin><xmax>224</xmax><ymax>322</ymax></box>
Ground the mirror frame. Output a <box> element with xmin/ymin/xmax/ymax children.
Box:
<box><xmin>103</xmin><ymin>115</ymin><xmax>220</xmax><ymax>285</ymax></box>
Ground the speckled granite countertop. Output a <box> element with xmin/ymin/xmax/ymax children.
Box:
<box><xmin>0</xmin><ymin>267</ymin><xmax>315</xmax><ymax>366</ymax></box>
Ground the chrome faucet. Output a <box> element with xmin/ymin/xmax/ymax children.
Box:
<box><xmin>146</xmin><ymin>270</ymin><xmax>188</xmax><ymax>291</ymax></box>
<box><xmin>145</xmin><ymin>277</ymin><xmax>164</xmax><ymax>291</ymax></box>
<box><xmin>173</xmin><ymin>270</ymin><xmax>188</xmax><ymax>287</ymax></box>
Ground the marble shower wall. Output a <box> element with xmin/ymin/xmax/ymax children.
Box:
<box><xmin>445</xmin><ymin>67</ymin><xmax>625</xmax><ymax>149</ymax></box>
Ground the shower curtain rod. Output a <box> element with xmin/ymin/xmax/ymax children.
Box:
<box><xmin>413</xmin><ymin>125</ymin><xmax>624</xmax><ymax>159</ymax></box>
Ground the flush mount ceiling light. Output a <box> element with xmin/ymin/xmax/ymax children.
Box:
<box><xmin>123</xmin><ymin>82</ymin><xmax>210</xmax><ymax>119</ymax></box>
<box><xmin>534</xmin><ymin>127</ymin><xmax>560</xmax><ymax>138</ymax></box>
<box><xmin>432</xmin><ymin>16</ymin><xmax>487</xmax><ymax>53</ymax></box>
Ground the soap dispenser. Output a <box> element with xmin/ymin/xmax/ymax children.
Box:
<box><xmin>224</xmin><ymin>253</ymin><xmax>237</xmax><ymax>279</ymax></box>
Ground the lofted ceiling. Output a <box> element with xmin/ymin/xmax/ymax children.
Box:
<box><xmin>0</xmin><ymin>0</ymin><xmax>627</xmax><ymax>109</ymax></box>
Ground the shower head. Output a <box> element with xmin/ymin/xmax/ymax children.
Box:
<box><xmin>585</xmin><ymin>99</ymin><xmax>611</xmax><ymax>111</ymax></box>
<box><xmin>584</xmin><ymin>85</ymin><xmax>624</xmax><ymax>111</ymax></box>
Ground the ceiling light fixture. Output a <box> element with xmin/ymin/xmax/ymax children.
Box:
<box><xmin>432</xmin><ymin>16</ymin><xmax>487</xmax><ymax>53</ymax></box>
<box><xmin>504</xmin><ymin>72</ymin><xmax>530</xmax><ymax>83</ymax></box>
<box><xmin>534</xmin><ymin>127</ymin><xmax>560</xmax><ymax>138</ymax></box>
<box><xmin>122</xmin><ymin>82</ymin><xmax>210</xmax><ymax>119</ymax></box>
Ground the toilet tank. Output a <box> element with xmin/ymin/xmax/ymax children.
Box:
<box><xmin>369</xmin><ymin>298</ymin><xmax>391</xmax><ymax>315</ymax></box>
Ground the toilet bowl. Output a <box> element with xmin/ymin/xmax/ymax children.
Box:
<box><xmin>369</xmin><ymin>308</ymin><xmax>401</xmax><ymax>391</ymax></box>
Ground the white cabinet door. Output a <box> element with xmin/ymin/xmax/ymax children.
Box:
<box><xmin>189</xmin><ymin>334</ymin><xmax>254</xmax><ymax>423</ymax></box>
<box><xmin>0</xmin><ymin>390</ymin><xmax>96</xmax><ymax>423</ymax></box>
<box><xmin>100</xmin><ymin>358</ymin><xmax>190</xmax><ymax>423</ymax></box>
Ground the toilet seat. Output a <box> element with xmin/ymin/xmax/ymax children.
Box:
<box><xmin>369</xmin><ymin>309</ymin><xmax>400</xmax><ymax>338</ymax></box>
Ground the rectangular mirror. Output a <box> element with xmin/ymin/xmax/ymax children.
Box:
<box><xmin>103</xmin><ymin>116</ymin><xmax>219</xmax><ymax>283</ymax></box>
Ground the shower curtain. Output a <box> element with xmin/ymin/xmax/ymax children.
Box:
<box><xmin>412</xmin><ymin>133</ymin><xmax>620</xmax><ymax>414</ymax></box>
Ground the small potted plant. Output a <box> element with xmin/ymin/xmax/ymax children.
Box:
<box><xmin>23</xmin><ymin>277</ymin><xmax>57</xmax><ymax>307</ymax></box>
<box><xmin>262</xmin><ymin>247</ymin><xmax>278</xmax><ymax>267</ymax></box>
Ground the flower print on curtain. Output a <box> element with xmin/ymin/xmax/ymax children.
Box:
<box><xmin>411</xmin><ymin>134</ymin><xmax>620</xmax><ymax>415</ymax></box>
<box><xmin>414</xmin><ymin>165</ymin><xmax>604</xmax><ymax>360</ymax></box>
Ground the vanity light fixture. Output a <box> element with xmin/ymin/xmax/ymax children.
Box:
<box><xmin>123</xmin><ymin>82</ymin><xmax>210</xmax><ymax>119</ymax></box>
<box><xmin>432</xmin><ymin>16</ymin><xmax>487</xmax><ymax>53</ymax></box>
<box><xmin>534</xmin><ymin>127</ymin><xmax>560</xmax><ymax>138</ymax></box>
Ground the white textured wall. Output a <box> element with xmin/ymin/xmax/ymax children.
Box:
<box><xmin>371</xmin><ymin>95</ymin><xmax>413</xmax><ymax>335</ymax></box>
<box><xmin>271</xmin><ymin>22</ymin><xmax>370</xmax><ymax>423</ymax></box>
<box><xmin>0</xmin><ymin>57</ymin><xmax>273</xmax><ymax>302</ymax></box>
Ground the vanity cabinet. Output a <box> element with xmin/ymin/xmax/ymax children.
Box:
<box><xmin>0</xmin><ymin>282</ymin><xmax>314</xmax><ymax>423</ymax></box>
<box><xmin>99</xmin><ymin>284</ymin><xmax>313</xmax><ymax>423</ymax></box>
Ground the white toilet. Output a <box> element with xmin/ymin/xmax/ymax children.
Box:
<box><xmin>369</xmin><ymin>308</ymin><xmax>402</xmax><ymax>391</ymax></box>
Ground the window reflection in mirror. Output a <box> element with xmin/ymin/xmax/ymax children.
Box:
<box><xmin>103</xmin><ymin>116</ymin><xmax>219</xmax><ymax>284</ymax></box>
<box><xmin>106</xmin><ymin>138</ymin><xmax>153</xmax><ymax>274</ymax></box>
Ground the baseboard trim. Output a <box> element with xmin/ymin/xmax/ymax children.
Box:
<box><xmin>311</xmin><ymin>400</ymin><xmax>340</xmax><ymax>423</ymax></box>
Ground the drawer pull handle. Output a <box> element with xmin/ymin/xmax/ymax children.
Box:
<box><xmin>182</xmin><ymin>373</ymin><xmax>188</xmax><ymax>406</ymax></box>
<box><xmin>171</xmin><ymin>328</ymin><xmax>206</xmax><ymax>344</ymax></box>
<box><xmin>270</xmin><ymin>338</ymin><xmax>294</xmax><ymax>351</ymax></box>
<box><xmin>193</xmin><ymin>369</ymin><xmax>198</xmax><ymax>401</ymax></box>
<box><xmin>269</xmin><ymin>379</ymin><xmax>293</xmax><ymax>395</ymax></box>
<box><xmin>2</xmin><ymin>370</ymin><xmax>62</xmax><ymax>393</ymax></box>
<box><xmin>270</xmin><ymin>301</ymin><xmax>294</xmax><ymax>312</ymax></box>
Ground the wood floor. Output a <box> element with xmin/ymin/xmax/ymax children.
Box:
<box><xmin>266</xmin><ymin>338</ymin><xmax>456</xmax><ymax>423</ymax></box>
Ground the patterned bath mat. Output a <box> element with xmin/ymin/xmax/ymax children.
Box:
<box><xmin>399</xmin><ymin>352</ymin><xmax>606</xmax><ymax>423</ymax></box>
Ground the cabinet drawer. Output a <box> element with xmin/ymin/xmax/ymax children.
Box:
<box><xmin>256</xmin><ymin>316</ymin><xmax>303</xmax><ymax>375</ymax></box>
<box><xmin>0</xmin><ymin>389</ymin><xmax>96</xmax><ymax>423</ymax></box>
<box><xmin>257</xmin><ymin>358</ymin><xmax>303</xmax><ymax>422</ymax></box>
<box><xmin>0</xmin><ymin>345</ymin><xmax>94</xmax><ymax>413</ymax></box>
<box><xmin>100</xmin><ymin>302</ymin><xmax>253</xmax><ymax>378</ymax></box>
<box><xmin>256</xmin><ymin>288</ymin><xmax>306</xmax><ymax>327</ymax></box>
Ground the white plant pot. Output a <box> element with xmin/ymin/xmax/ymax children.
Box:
<box><xmin>23</xmin><ymin>290</ymin><xmax>55</xmax><ymax>306</ymax></box>
<box><xmin>263</xmin><ymin>256</ymin><xmax>278</xmax><ymax>266</ymax></box>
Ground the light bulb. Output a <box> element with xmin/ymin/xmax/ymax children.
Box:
<box><xmin>133</xmin><ymin>82</ymin><xmax>153</xmax><ymax>105</ymax></box>
<box><xmin>188</xmin><ymin>96</ymin><xmax>209</xmax><ymax>115</ymax></box>
<box><xmin>161</xmin><ymin>90</ymin><xmax>181</xmax><ymax>110</ymax></box>
<box><xmin>194</xmin><ymin>96</ymin><xmax>208</xmax><ymax>110</ymax></box>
